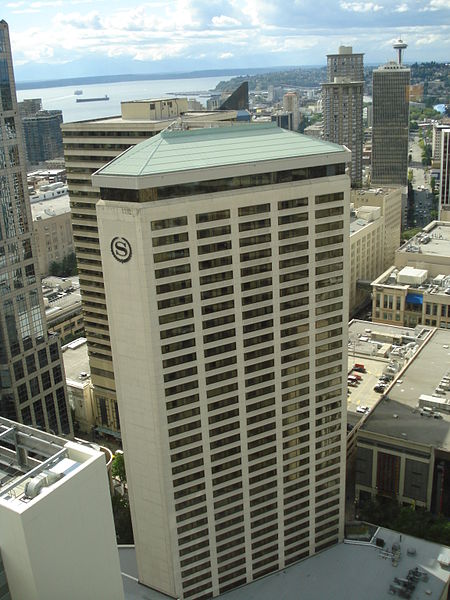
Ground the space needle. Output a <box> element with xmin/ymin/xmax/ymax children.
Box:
<box><xmin>393</xmin><ymin>39</ymin><xmax>408</xmax><ymax>65</ymax></box>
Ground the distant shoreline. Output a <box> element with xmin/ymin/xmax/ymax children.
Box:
<box><xmin>15</xmin><ymin>66</ymin><xmax>301</xmax><ymax>91</ymax></box>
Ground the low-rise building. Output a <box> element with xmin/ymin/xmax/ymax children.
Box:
<box><xmin>372</xmin><ymin>221</ymin><xmax>450</xmax><ymax>328</ymax></box>
<box><xmin>372</xmin><ymin>266</ymin><xmax>450</xmax><ymax>328</ymax></box>
<box><xmin>396</xmin><ymin>221</ymin><xmax>450</xmax><ymax>276</ymax></box>
<box><xmin>62</xmin><ymin>337</ymin><xmax>95</xmax><ymax>435</ymax></box>
<box><xmin>31</xmin><ymin>191</ymin><xmax>74</xmax><ymax>276</ymax></box>
<box><xmin>43</xmin><ymin>276</ymin><xmax>84</xmax><ymax>343</ymax></box>
<box><xmin>355</xmin><ymin>327</ymin><xmax>450</xmax><ymax>515</ymax></box>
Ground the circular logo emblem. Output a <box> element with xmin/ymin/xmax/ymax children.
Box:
<box><xmin>111</xmin><ymin>237</ymin><xmax>132</xmax><ymax>263</ymax></box>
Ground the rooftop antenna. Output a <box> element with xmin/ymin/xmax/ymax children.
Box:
<box><xmin>393</xmin><ymin>38</ymin><xmax>407</xmax><ymax>65</ymax></box>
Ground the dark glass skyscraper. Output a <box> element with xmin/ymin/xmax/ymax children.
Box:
<box><xmin>0</xmin><ymin>20</ymin><xmax>72</xmax><ymax>435</ymax></box>
<box><xmin>22</xmin><ymin>109</ymin><xmax>64</xmax><ymax>166</ymax></box>
<box><xmin>372</xmin><ymin>50</ymin><xmax>410</xmax><ymax>187</ymax></box>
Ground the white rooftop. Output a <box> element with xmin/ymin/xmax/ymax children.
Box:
<box><xmin>119</xmin><ymin>527</ymin><xmax>450</xmax><ymax>600</ymax></box>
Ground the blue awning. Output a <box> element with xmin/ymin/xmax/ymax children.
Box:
<box><xmin>406</xmin><ymin>293</ymin><xmax>423</xmax><ymax>305</ymax></box>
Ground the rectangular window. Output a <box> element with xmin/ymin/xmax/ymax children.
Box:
<box><xmin>196</xmin><ymin>210</ymin><xmax>230</xmax><ymax>223</ymax></box>
<box><xmin>151</xmin><ymin>216</ymin><xmax>187</xmax><ymax>230</ymax></box>
<box><xmin>278</xmin><ymin>198</ymin><xmax>308</xmax><ymax>210</ymax></box>
<box><xmin>238</xmin><ymin>204</ymin><xmax>270</xmax><ymax>216</ymax></box>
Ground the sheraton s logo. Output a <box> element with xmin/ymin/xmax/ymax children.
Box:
<box><xmin>110</xmin><ymin>237</ymin><xmax>132</xmax><ymax>263</ymax></box>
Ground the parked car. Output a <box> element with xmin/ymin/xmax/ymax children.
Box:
<box><xmin>374</xmin><ymin>384</ymin><xmax>386</xmax><ymax>393</ymax></box>
<box><xmin>353</xmin><ymin>363</ymin><xmax>366</xmax><ymax>373</ymax></box>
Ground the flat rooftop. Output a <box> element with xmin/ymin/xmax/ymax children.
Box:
<box><xmin>93</xmin><ymin>123</ymin><xmax>348</xmax><ymax>181</ymax></box>
<box><xmin>0</xmin><ymin>418</ymin><xmax>98</xmax><ymax>512</ymax></box>
<box><xmin>349</xmin><ymin>212</ymin><xmax>380</xmax><ymax>236</ymax></box>
<box><xmin>347</xmin><ymin>321</ymin><xmax>430</xmax><ymax>427</ymax></box>
<box><xmin>360</xmin><ymin>328</ymin><xmax>450</xmax><ymax>451</ymax></box>
<box><xmin>30</xmin><ymin>192</ymin><xmax>70</xmax><ymax>220</ymax></box>
<box><xmin>398</xmin><ymin>222</ymin><xmax>450</xmax><ymax>259</ymax></box>
<box><xmin>62</xmin><ymin>110</ymin><xmax>237</xmax><ymax>127</ymax></box>
<box><xmin>119</xmin><ymin>527</ymin><xmax>450</xmax><ymax>600</ymax></box>
<box><xmin>61</xmin><ymin>338</ymin><xmax>90</xmax><ymax>386</ymax></box>
<box><xmin>45</xmin><ymin>290</ymin><xmax>82</xmax><ymax>315</ymax></box>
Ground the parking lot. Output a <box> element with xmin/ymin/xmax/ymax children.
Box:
<box><xmin>346</xmin><ymin>356</ymin><xmax>392</xmax><ymax>428</ymax></box>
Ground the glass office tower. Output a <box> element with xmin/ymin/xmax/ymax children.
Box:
<box><xmin>0</xmin><ymin>21</ymin><xmax>72</xmax><ymax>435</ymax></box>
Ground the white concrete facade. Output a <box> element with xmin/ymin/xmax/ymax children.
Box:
<box><xmin>0</xmin><ymin>421</ymin><xmax>124</xmax><ymax>600</ymax></box>
<box><xmin>96</xmin><ymin>132</ymin><xmax>350</xmax><ymax>599</ymax></box>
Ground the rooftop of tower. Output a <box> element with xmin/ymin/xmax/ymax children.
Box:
<box><xmin>119</xmin><ymin>526</ymin><xmax>450</xmax><ymax>600</ymax></box>
<box><xmin>92</xmin><ymin>123</ymin><xmax>348</xmax><ymax>185</ymax></box>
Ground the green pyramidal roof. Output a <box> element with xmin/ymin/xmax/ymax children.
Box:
<box><xmin>94</xmin><ymin>123</ymin><xmax>347</xmax><ymax>180</ymax></box>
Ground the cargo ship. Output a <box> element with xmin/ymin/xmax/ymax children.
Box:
<box><xmin>76</xmin><ymin>95</ymin><xmax>109</xmax><ymax>103</ymax></box>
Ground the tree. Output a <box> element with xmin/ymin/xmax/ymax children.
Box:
<box><xmin>111</xmin><ymin>452</ymin><xmax>126</xmax><ymax>483</ymax></box>
<box><xmin>46</xmin><ymin>252</ymin><xmax>78</xmax><ymax>277</ymax></box>
<box><xmin>49</xmin><ymin>261</ymin><xmax>60</xmax><ymax>276</ymax></box>
<box><xmin>359</xmin><ymin>497</ymin><xmax>450</xmax><ymax>546</ymax></box>
<box><xmin>431</xmin><ymin>176</ymin><xmax>437</xmax><ymax>194</ymax></box>
<box><xmin>111</xmin><ymin>494</ymin><xmax>134</xmax><ymax>544</ymax></box>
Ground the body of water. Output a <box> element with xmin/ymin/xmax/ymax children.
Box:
<box><xmin>16</xmin><ymin>75</ymin><xmax>235</xmax><ymax>123</ymax></box>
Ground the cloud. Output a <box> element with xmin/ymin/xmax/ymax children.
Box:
<box><xmin>55</xmin><ymin>11</ymin><xmax>103</xmax><ymax>30</ymax></box>
<box><xmin>415</xmin><ymin>33</ymin><xmax>441</xmax><ymax>45</ymax></box>
<box><xmin>340</xmin><ymin>2</ymin><xmax>383</xmax><ymax>12</ymax></box>
<box><xmin>421</xmin><ymin>0</ymin><xmax>450</xmax><ymax>9</ymax></box>
<box><xmin>212</xmin><ymin>15</ymin><xmax>241</xmax><ymax>27</ymax></box>
<box><xmin>5</xmin><ymin>0</ymin><xmax>450</xmax><ymax>73</ymax></box>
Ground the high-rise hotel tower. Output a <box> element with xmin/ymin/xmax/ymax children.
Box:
<box><xmin>94</xmin><ymin>123</ymin><xmax>350</xmax><ymax>599</ymax></box>
<box><xmin>0</xmin><ymin>21</ymin><xmax>72</xmax><ymax>435</ymax></box>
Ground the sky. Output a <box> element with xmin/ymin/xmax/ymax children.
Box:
<box><xmin>3</xmin><ymin>0</ymin><xmax>450</xmax><ymax>81</ymax></box>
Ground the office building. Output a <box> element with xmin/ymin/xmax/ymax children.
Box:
<box><xmin>371</xmin><ymin>44</ymin><xmax>410</xmax><ymax>186</ymax></box>
<box><xmin>349</xmin><ymin>206</ymin><xmax>384</xmax><ymax>314</ymax></box>
<box><xmin>394</xmin><ymin>220</ymin><xmax>450</xmax><ymax>278</ymax></box>
<box><xmin>17</xmin><ymin>97</ymin><xmax>42</xmax><ymax>118</ymax></box>
<box><xmin>271</xmin><ymin>111</ymin><xmax>293</xmax><ymax>131</ymax></box>
<box><xmin>22</xmin><ymin>109</ymin><xmax>64</xmax><ymax>166</ymax></box>
<box><xmin>30</xmin><ymin>190</ymin><xmax>74</xmax><ymax>276</ymax></box>
<box><xmin>44</xmin><ymin>282</ymin><xmax>83</xmax><ymax>344</ymax></box>
<box><xmin>439</xmin><ymin>128</ymin><xmax>450</xmax><ymax>221</ymax></box>
<box><xmin>322</xmin><ymin>47</ymin><xmax>364</xmax><ymax>187</ymax></box>
<box><xmin>94</xmin><ymin>123</ymin><xmax>350</xmax><ymax>599</ymax></box>
<box><xmin>432</xmin><ymin>120</ymin><xmax>450</xmax><ymax>168</ymax></box>
<box><xmin>62</xmin><ymin>337</ymin><xmax>96</xmax><ymax>434</ymax></box>
<box><xmin>371</xmin><ymin>221</ymin><xmax>450</xmax><ymax>328</ymax></box>
<box><xmin>348</xmin><ymin>188</ymin><xmax>402</xmax><ymax>316</ymax></box>
<box><xmin>352</xmin><ymin>187</ymin><xmax>402</xmax><ymax>270</ymax></box>
<box><xmin>0</xmin><ymin>417</ymin><xmax>124</xmax><ymax>600</ymax></box>
<box><xmin>355</xmin><ymin>326</ymin><xmax>450</xmax><ymax>516</ymax></box>
<box><xmin>0</xmin><ymin>20</ymin><xmax>72</xmax><ymax>436</ymax></box>
<box><xmin>62</xmin><ymin>100</ymin><xmax>240</xmax><ymax>436</ymax></box>
<box><xmin>282</xmin><ymin>92</ymin><xmax>300</xmax><ymax>131</ymax></box>
<box><xmin>372</xmin><ymin>265</ymin><xmax>450</xmax><ymax>329</ymax></box>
